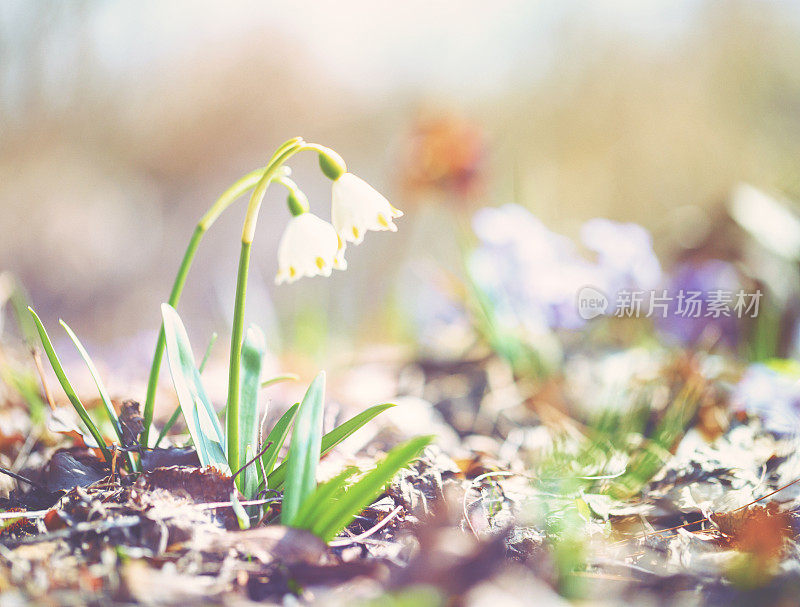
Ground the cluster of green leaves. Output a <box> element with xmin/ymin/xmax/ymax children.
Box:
<box><xmin>279</xmin><ymin>373</ymin><xmax>432</xmax><ymax>541</ymax></box>
<box><xmin>511</xmin><ymin>373</ymin><xmax>702</xmax><ymax>598</ymax></box>
<box><xmin>532</xmin><ymin>377</ymin><xmax>702</xmax><ymax>502</ymax></box>
<box><xmin>27</xmin><ymin>301</ymin><xmax>429</xmax><ymax>542</ymax></box>
<box><xmin>159</xmin><ymin>304</ymin><xmax>431</xmax><ymax>540</ymax></box>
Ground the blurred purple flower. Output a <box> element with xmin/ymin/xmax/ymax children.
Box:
<box><xmin>657</xmin><ymin>259</ymin><xmax>740</xmax><ymax>348</ymax></box>
<box><xmin>470</xmin><ymin>204</ymin><xmax>595</xmax><ymax>332</ymax></box>
<box><xmin>732</xmin><ymin>363</ymin><xmax>800</xmax><ymax>435</ymax></box>
<box><xmin>580</xmin><ymin>218</ymin><xmax>662</xmax><ymax>296</ymax></box>
<box><xmin>469</xmin><ymin>205</ymin><xmax>661</xmax><ymax>332</ymax></box>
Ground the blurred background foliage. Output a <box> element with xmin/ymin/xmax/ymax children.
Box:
<box><xmin>3</xmin><ymin>0</ymin><xmax>800</xmax><ymax>374</ymax></box>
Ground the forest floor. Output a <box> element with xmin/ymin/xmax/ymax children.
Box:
<box><xmin>1</xmin><ymin>348</ymin><xmax>799</xmax><ymax>606</ymax></box>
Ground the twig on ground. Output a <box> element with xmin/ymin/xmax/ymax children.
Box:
<box><xmin>329</xmin><ymin>504</ymin><xmax>404</xmax><ymax>547</ymax></box>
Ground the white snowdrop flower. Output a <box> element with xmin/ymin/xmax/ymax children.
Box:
<box><xmin>331</xmin><ymin>173</ymin><xmax>403</xmax><ymax>245</ymax></box>
<box><xmin>275</xmin><ymin>212</ymin><xmax>346</xmax><ymax>285</ymax></box>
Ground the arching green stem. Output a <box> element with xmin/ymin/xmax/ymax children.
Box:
<box><xmin>225</xmin><ymin>141</ymin><xmax>307</xmax><ymax>472</ymax></box>
<box><xmin>141</xmin><ymin>165</ymin><xmax>278</xmax><ymax>447</ymax></box>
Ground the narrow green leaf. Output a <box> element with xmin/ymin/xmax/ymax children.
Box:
<box><xmin>256</xmin><ymin>409</ymin><xmax>267</xmax><ymax>487</ymax></box>
<box><xmin>260</xmin><ymin>403</ymin><xmax>299</xmax><ymax>481</ymax></box>
<box><xmin>198</xmin><ymin>332</ymin><xmax>218</xmax><ymax>374</ymax></box>
<box><xmin>192</xmin><ymin>404</ymin><xmax>227</xmax><ymax>468</ymax></box>
<box><xmin>280</xmin><ymin>372</ymin><xmax>326</xmax><ymax>526</ymax></box>
<box><xmin>267</xmin><ymin>402</ymin><xmax>395</xmax><ymax>490</ymax></box>
<box><xmin>154</xmin><ymin>330</ymin><xmax>217</xmax><ymax>449</ymax></box>
<box><xmin>261</xmin><ymin>373</ymin><xmax>299</xmax><ymax>388</ymax></box>
<box><xmin>311</xmin><ymin>435</ymin><xmax>433</xmax><ymax>542</ymax></box>
<box><xmin>153</xmin><ymin>406</ymin><xmax>182</xmax><ymax>449</ymax></box>
<box><xmin>237</xmin><ymin>325</ymin><xmax>265</xmax><ymax>475</ymax></box>
<box><xmin>59</xmin><ymin>320</ymin><xmax>123</xmax><ymax>441</ymax></box>
<box><xmin>60</xmin><ymin>319</ymin><xmax>136</xmax><ymax>471</ymax></box>
<box><xmin>27</xmin><ymin>307</ymin><xmax>112</xmax><ymax>464</ymax></box>
<box><xmin>161</xmin><ymin>303</ymin><xmax>228</xmax><ymax>471</ymax></box>
<box><xmin>291</xmin><ymin>466</ymin><xmax>359</xmax><ymax>530</ymax></box>
<box><xmin>231</xmin><ymin>491</ymin><xmax>251</xmax><ymax>530</ymax></box>
<box><xmin>241</xmin><ymin>444</ymin><xmax>259</xmax><ymax>505</ymax></box>
<box><xmin>254</xmin><ymin>375</ymin><xmax>298</xmax><ymax>486</ymax></box>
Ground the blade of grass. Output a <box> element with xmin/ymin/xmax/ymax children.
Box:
<box><xmin>153</xmin><ymin>406</ymin><xmax>183</xmax><ymax>450</ymax></box>
<box><xmin>291</xmin><ymin>466</ymin><xmax>359</xmax><ymax>529</ymax></box>
<box><xmin>252</xmin><ymin>374</ymin><xmax>299</xmax><ymax>484</ymax></box>
<box><xmin>192</xmin><ymin>402</ymin><xmax>227</xmax><ymax>468</ymax></box>
<box><xmin>267</xmin><ymin>402</ymin><xmax>395</xmax><ymax>490</ymax></box>
<box><xmin>198</xmin><ymin>332</ymin><xmax>218</xmax><ymax>374</ymax></box>
<box><xmin>260</xmin><ymin>403</ymin><xmax>299</xmax><ymax>482</ymax></box>
<box><xmin>310</xmin><ymin>435</ymin><xmax>433</xmax><ymax>542</ymax></box>
<box><xmin>280</xmin><ymin>372</ymin><xmax>326</xmax><ymax>526</ymax></box>
<box><xmin>261</xmin><ymin>373</ymin><xmax>299</xmax><ymax>388</ymax></box>
<box><xmin>27</xmin><ymin>307</ymin><xmax>112</xmax><ymax>464</ymax></box>
<box><xmin>242</xmin><ymin>444</ymin><xmax>259</xmax><ymax>506</ymax></box>
<box><xmin>237</xmin><ymin>325</ymin><xmax>265</xmax><ymax>473</ymax></box>
<box><xmin>154</xmin><ymin>331</ymin><xmax>218</xmax><ymax>449</ymax></box>
<box><xmin>236</xmin><ymin>325</ymin><xmax>265</xmax><ymax>493</ymax></box>
<box><xmin>60</xmin><ymin>319</ymin><xmax>136</xmax><ymax>471</ymax></box>
<box><xmin>256</xmin><ymin>410</ymin><xmax>267</xmax><ymax>487</ymax></box>
<box><xmin>161</xmin><ymin>304</ymin><xmax>227</xmax><ymax>470</ymax></box>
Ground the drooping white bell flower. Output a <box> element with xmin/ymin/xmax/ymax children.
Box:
<box><xmin>275</xmin><ymin>212</ymin><xmax>346</xmax><ymax>285</ymax></box>
<box><xmin>331</xmin><ymin>173</ymin><xmax>403</xmax><ymax>245</ymax></box>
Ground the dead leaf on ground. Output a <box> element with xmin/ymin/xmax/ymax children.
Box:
<box><xmin>139</xmin><ymin>447</ymin><xmax>200</xmax><ymax>472</ymax></box>
<box><xmin>138</xmin><ymin>465</ymin><xmax>232</xmax><ymax>503</ymax></box>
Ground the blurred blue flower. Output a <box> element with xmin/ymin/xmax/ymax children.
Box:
<box><xmin>657</xmin><ymin>259</ymin><xmax>740</xmax><ymax>348</ymax></box>
<box><xmin>732</xmin><ymin>362</ymin><xmax>800</xmax><ymax>435</ymax></box>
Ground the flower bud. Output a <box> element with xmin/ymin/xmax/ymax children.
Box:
<box><xmin>287</xmin><ymin>189</ymin><xmax>310</xmax><ymax>217</ymax></box>
<box><xmin>317</xmin><ymin>147</ymin><xmax>347</xmax><ymax>181</ymax></box>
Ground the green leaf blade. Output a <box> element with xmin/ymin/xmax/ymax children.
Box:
<box><xmin>237</xmin><ymin>325</ymin><xmax>266</xmax><ymax>476</ymax></box>
<box><xmin>60</xmin><ymin>319</ymin><xmax>136</xmax><ymax>471</ymax></box>
<box><xmin>280</xmin><ymin>371</ymin><xmax>326</xmax><ymax>526</ymax></box>
<box><xmin>27</xmin><ymin>307</ymin><xmax>112</xmax><ymax>464</ymax></box>
<box><xmin>311</xmin><ymin>435</ymin><xmax>433</xmax><ymax>542</ymax></box>
<box><xmin>260</xmin><ymin>403</ymin><xmax>299</xmax><ymax>481</ymax></box>
<box><xmin>161</xmin><ymin>303</ymin><xmax>228</xmax><ymax>472</ymax></box>
<box><xmin>291</xmin><ymin>466</ymin><xmax>358</xmax><ymax>530</ymax></box>
<box><xmin>261</xmin><ymin>373</ymin><xmax>299</xmax><ymax>388</ymax></box>
<box><xmin>267</xmin><ymin>402</ymin><xmax>395</xmax><ymax>490</ymax></box>
<box><xmin>154</xmin><ymin>331</ymin><xmax>218</xmax><ymax>449</ymax></box>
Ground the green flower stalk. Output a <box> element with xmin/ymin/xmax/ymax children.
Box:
<box><xmin>140</xmin><ymin>165</ymin><xmax>269</xmax><ymax>447</ymax></box>
<box><xmin>225</xmin><ymin>139</ymin><xmax>310</xmax><ymax>471</ymax></box>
